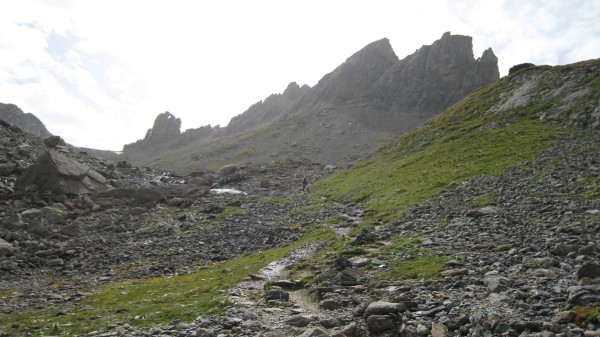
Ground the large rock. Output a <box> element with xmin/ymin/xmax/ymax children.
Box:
<box><xmin>15</xmin><ymin>150</ymin><xmax>107</xmax><ymax>195</ymax></box>
<box><xmin>0</xmin><ymin>238</ymin><xmax>14</xmax><ymax>257</ymax></box>
<box><xmin>576</xmin><ymin>262</ymin><xmax>600</xmax><ymax>279</ymax></box>
<box><xmin>364</xmin><ymin>301</ymin><xmax>404</xmax><ymax>318</ymax></box>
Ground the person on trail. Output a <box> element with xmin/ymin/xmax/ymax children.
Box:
<box><xmin>302</xmin><ymin>176</ymin><xmax>309</xmax><ymax>192</ymax></box>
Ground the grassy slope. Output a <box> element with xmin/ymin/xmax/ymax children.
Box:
<box><xmin>313</xmin><ymin>60</ymin><xmax>600</xmax><ymax>221</ymax></box>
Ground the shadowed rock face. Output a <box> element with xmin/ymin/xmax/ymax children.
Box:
<box><xmin>0</xmin><ymin>103</ymin><xmax>53</xmax><ymax>139</ymax></box>
<box><xmin>143</xmin><ymin>112</ymin><xmax>182</xmax><ymax>143</ymax></box>
<box><xmin>360</xmin><ymin>32</ymin><xmax>500</xmax><ymax>120</ymax></box>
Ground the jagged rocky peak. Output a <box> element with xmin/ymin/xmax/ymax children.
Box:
<box><xmin>144</xmin><ymin>111</ymin><xmax>182</xmax><ymax>141</ymax></box>
<box><xmin>319</xmin><ymin>37</ymin><xmax>399</xmax><ymax>90</ymax></box>
<box><xmin>281</xmin><ymin>82</ymin><xmax>309</xmax><ymax>100</ymax></box>
<box><xmin>364</xmin><ymin>31</ymin><xmax>500</xmax><ymax>115</ymax></box>
<box><xmin>345</xmin><ymin>38</ymin><xmax>398</xmax><ymax>68</ymax></box>
<box><xmin>225</xmin><ymin>81</ymin><xmax>310</xmax><ymax>134</ymax></box>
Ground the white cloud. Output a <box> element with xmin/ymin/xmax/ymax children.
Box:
<box><xmin>0</xmin><ymin>0</ymin><xmax>599</xmax><ymax>150</ymax></box>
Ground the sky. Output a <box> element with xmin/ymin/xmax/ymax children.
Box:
<box><xmin>0</xmin><ymin>0</ymin><xmax>599</xmax><ymax>151</ymax></box>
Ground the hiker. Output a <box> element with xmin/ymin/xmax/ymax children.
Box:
<box><xmin>302</xmin><ymin>176</ymin><xmax>309</xmax><ymax>192</ymax></box>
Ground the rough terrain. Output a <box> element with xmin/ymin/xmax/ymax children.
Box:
<box><xmin>1</xmin><ymin>118</ymin><xmax>599</xmax><ymax>337</ymax></box>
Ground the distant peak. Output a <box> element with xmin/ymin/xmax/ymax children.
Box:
<box><xmin>345</xmin><ymin>37</ymin><xmax>398</xmax><ymax>66</ymax></box>
<box><xmin>282</xmin><ymin>81</ymin><xmax>309</xmax><ymax>100</ymax></box>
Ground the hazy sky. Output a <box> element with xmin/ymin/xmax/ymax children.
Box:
<box><xmin>1</xmin><ymin>0</ymin><xmax>598</xmax><ymax>150</ymax></box>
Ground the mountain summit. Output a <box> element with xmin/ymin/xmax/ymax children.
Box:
<box><xmin>122</xmin><ymin>32</ymin><xmax>499</xmax><ymax>172</ymax></box>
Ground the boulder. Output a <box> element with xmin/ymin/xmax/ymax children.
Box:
<box><xmin>364</xmin><ymin>301</ymin><xmax>404</xmax><ymax>318</ymax></box>
<box><xmin>43</xmin><ymin>135</ymin><xmax>66</xmax><ymax>147</ymax></box>
<box><xmin>41</xmin><ymin>205</ymin><xmax>68</xmax><ymax>225</ymax></box>
<box><xmin>366</xmin><ymin>314</ymin><xmax>397</xmax><ymax>333</ymax></box>
<box><xmin>15</xmin><ymin>150</ymin><xmax>107</xmax><ymax>195</ymax></box>
<box><xmin>483</xmin><ymin>275</ymin><xmax>511</xmax><ymax>293</ymax></box>
<box><xmin>0</xmin><ymin>238</ymin><xmax>14</xmax><ymax>257</ymax></box>
<box><xmin>576</xmin><ymin>262</ymin><xmax>600</xmax><ymax>279</ymax></box>
<box><xmin>265</xmin><ymin>289</ymin><xmax>289</xmax><ymax>301</ymax></box>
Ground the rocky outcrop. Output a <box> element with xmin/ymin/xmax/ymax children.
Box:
<box><xmin>122</xmin><ymin>111</ymin><xmax>220</xmax><ymax>164</ymax></box>
<box><xmin>0</xmin><ymin>103</ymin><xmax>53</xmax><ymax>139</ymax></box>
<box><xmin>14</xmin><ymin>150</ymin><xmax>107</xmax><ymax>195</ymax></box>
<box><xmin>138</xmin><ymin>111</ymin><xmax>182</xmax><ymax>144</ymax></box>
<box><xmin>357</xmin><ymin>32</ymin><xmax>499</xmax><ymax>123</ymax></box>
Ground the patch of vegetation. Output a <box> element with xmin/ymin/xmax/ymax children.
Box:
<box><xmin>584</xmin><ymin>307</ymin><xmax>600</xmax><ymax>323</ymax></box>
<box><xmin>382</xmin><ymin>236</ymin><xmax>423</xmax><ymax>256</ymax></box>
<box><xmin>468</xmin><ymin>192</ymin><xmax>495</xmax><ymax>208</ymax></box>
<box><xmin>575</xmin><ymin>306</ymin><xmax>600</xmax><ymax>326</ymax></box>
<box><xmin>0</xmin><ymin>224</ymin><xmax>335</xmax><ymax>337</ymax></box>
<box><xmin>375</xmin><ymin>236</ymin><xmax>450</xmax><ymax>280</ymax></box>
<box><xmin>314</xmin><ymin>118</ymin><xmax>561</xmax><ymax>221</ymax></box>
<box><xmin>378</xmin><ymin>254</ymin><xmax>450</xmax><ymax>280</ymax></box>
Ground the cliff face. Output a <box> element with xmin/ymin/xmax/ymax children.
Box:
<box><xmin>363</xmin><ymin>32</ymin><xmax>499</xmax><ymax>118</ymax></box>
<box><xmin>0</xmin><ymin>103</ymin><xmax>53</xmax><ymax>139</ymax></box>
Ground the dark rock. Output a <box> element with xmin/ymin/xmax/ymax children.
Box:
<box><xmin>552</xmin><ymin>244</ymin><xmax>580</xmax><ymax>257</ymax></box>
<box><xmin>15</xmin><ymin>150</ymin><xmax>107</xmax><ymax>195</ymax></box>
<box><xmin>264</xmin><ymin>289</ymin><xmax>289</xmax><ymax>301</ymax></box>
<box><xmin>567</xmin><ymin>284</ymin><xmax>600</xmax><ymax>306</ymax></box>
<box><xmin>509</xmin><ymin>63</ymin><xmax>536</xmax><ymax>75</ymax></box>
<box><xmin>286</xmin><ymin>315</ymin><xmax>315</xmax><ymax>327</ymax></box>
<box><xmin>352</xmin><ymin>228</ymin><xmax>376</xmax><ymax>245</ymax></box>
<box><xmin>576</xmin><ymin>262</ymin><xmax>600</xmax><ymax>279</ymax></box>
<box><xmin>336</xmin><ymin>268</ymin><xmax>366</xmax><ymax>286</ymax></box>
<box><xmin>319</xmin><ymin>317</ymin><xmax>342</xmax><ymax>329</ymax></box>
<box><xmin>43</xmin><ymin>136</ymin><xmax>66</xmax><ymax>148</ymax></box>
<box><xmin>298</xmin><ymin>327</ymin><xmax>328</xmax><ymax>337</ymax></box>
<box><xmin>366</xmin><ymin>314</ymin><xmax>397</xmax><ymax>333</ymax></box>
<box><xmin>416</xmin><ymin>305</ymin><xmax>446</xmax><ymax>317</ymax></box>
<box><xmin>319</xmin><ymin>298</ymin><xmax>341</xmax><ymax>310</ymax></box>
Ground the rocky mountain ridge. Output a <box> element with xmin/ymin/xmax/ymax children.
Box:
<box><xmin>121</xmin><ymin>32</ymin><xmax>499</xmax><ymax>173</ymax></box>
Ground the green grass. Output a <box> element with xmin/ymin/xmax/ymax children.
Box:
<box><xmin>378</xmin><ymin>255</ymin><xmax>450</xmax><ymax>280</ymax></box>
<box><xmin>0</xmin><ymin>225</ymin><xmax>335</xmax><ymax>337</ymax></box>
<box><xmin>585</xmin><ymin>307</ymin><xmax>600</xmax><ymax>323</ymax></box>
<box><xmin>375</xmin><ymin>236</ymin><xmax>450</xmax><ymax>280</ymax></box>
<box><xmin>468</xmin><ymin>192</ymin><xmax>495</xmax><ymax>208</ymax></box>
<box><xmin>314</xmin><ymin>118</ymin><xmax>561</xmax><ymax>220</ymax></box>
